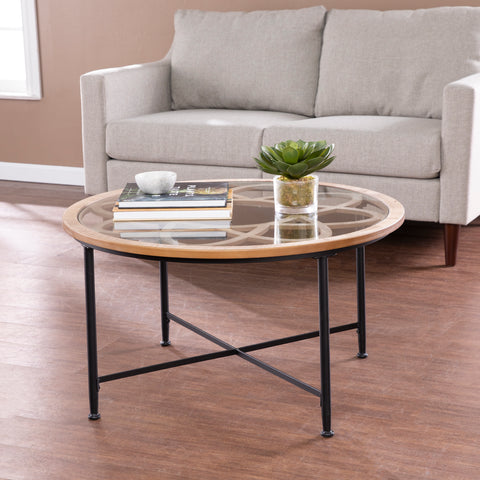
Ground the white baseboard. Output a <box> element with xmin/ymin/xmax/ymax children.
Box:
<box><xmin>0</xmin><ymin>162</ymin><xmax>85</xmax><ymax>186</ymax></box>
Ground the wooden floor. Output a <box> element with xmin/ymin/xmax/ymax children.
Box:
<box><xmin>1</xmin><ymin>180</ymin><xmax>479</xmax><ymax>480</ymax></box>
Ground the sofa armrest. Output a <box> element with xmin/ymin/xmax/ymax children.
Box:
<box><xmin>80</xmin><ymin>56</ymin><xmax>171</xmax><ymax>194</ymax></box>
<box><xmin>441</xmin><ymin>72</ymin><xmax>480</xmax><ymax>225</ymax></box>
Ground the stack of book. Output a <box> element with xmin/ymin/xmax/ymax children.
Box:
<box><xmin>112</xmin><ymin>181</ymin><xmax>232</xmax><ymax>241</ymax></box>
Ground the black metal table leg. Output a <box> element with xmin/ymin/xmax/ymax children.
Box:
<box><xmin>317</xmin><ymin>256</ymin><xmax>334</xmax><ymax>438</ymax></box>
<box><xmin>160</xmin><ymin>260</ymin><xmax>171</xmax><ymax>346</ymax></box>
<box><xmin>80</xmin><ymin>246</ymin><xmax>369</xmax><ymax>432</ymax></box>
<box><xmin>356</xmin><ymin>246</ymin><xmax>368</xmax><ymax>359</ymax></box>
<box><xmin>84</xmin><ymin>246</ymin><xmax>100</xmax><ymax>420</ymax></box>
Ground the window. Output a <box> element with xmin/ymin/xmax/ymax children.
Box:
<box><xmin>0</xmin><ymin>0</ymin><xmax>41</xmax><ymax>99</ymax></box>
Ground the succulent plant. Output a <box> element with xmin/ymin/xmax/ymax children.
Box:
<box><xmin>254</xmin><ymin>140</ymin><xmax>335</xmax><ymax>180</ymax></box>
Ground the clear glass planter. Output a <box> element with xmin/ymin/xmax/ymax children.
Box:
<box><xmin>274</xmin><ymin>213</ymin><xmax>333</xmax><ymax>244</ymax></box>
<box><xmin>274</xmin><ymin>214</ymin><xmax>318</xmax><ymax>243</ymax></box>
<box><xmin>273</xmin><ymin>175</ymin><xmax>319</xmax><ymax>214</ymax></box>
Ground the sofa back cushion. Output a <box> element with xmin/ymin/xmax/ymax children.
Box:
<box><xmin>315</xmin><ymin>7</ymin><xmax>480</xmax><ymax>119</ymax></box>
<box><xmin>171</xmin><ymin>7</ymin><xmax>327</xmax><ymax>116</ymax></box>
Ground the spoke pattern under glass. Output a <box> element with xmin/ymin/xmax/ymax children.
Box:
<box><xmin>77</xmin><ymin>181</ymin><xmax>389</xmax><ymax>248</ymax></box>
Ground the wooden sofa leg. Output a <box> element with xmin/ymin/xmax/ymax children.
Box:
<box><xmin>444</xmin><ymin>224</ymin><xmax>460</xmax><ymax>267</ymax></box>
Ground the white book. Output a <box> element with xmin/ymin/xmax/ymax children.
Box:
<box><xmin>120</xmin><ymin>230</ymin><xmax>227</xmax><ymax>240</ymax></box>
<box><xmin>113</xmin><ymin>219</ymin><xmax>231</xmax><ymax>231</ymax></box>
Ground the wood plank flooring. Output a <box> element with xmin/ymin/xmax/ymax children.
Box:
<box><xmin>1</xmin><ymin>180</ymin><xmax>479</xmax><ymax>479</ymax></box>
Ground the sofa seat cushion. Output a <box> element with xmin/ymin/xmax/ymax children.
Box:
<box><xmin>106</xmin><ymin>109</ymin><xmax>307</xmax><ymax>168</ymax></box>
<box><xmin>263</xmin><ymin>116</ymin><xmax>441</xmax><ymax>179</ymax></box>
<box><xmin>171</xmin><ymin>7</ymin><xmax>327</xmax><ymax>116</ymax></box>
<box><xmin>315</xmin><ymin>7</ymin><xmax>480</xmax><ymax>118</ymax></box>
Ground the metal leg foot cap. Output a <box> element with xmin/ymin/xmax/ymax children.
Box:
<box><xmin>357</xmin><ymin>352</ymin><xmax>368</xmax><ymax>359</ymax></box>
<box><xmin>160</xmin><ymin>340</ymin><xmax>171</xmax><ymax>347</ymax></box>
<box><xmin>321</xmin><ymin>430</ymin><xmax>334</xmax><ymax>438</ymax></box>
<box><xmin>88</xmin><ymin>413</ymin><xmax>101</xmax><ymax>420</ymax></box>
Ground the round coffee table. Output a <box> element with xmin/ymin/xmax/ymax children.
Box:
<box><xmin>63</xmin><ymin>179</ymin><xmax>404</xmax><ymax>437</ymax></box>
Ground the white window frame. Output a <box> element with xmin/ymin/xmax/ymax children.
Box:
<box><xmin>0</xmin><ymin>0</ymin><xmax>42</xmax><ymax>100</ymax></box>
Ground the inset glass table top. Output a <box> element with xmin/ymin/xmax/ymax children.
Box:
<box><xmin>63</xmin><ymin>180</ymin><xmax>405</xmax><ymax>260</ymax></box>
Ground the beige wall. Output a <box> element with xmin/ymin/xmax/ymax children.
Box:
<box><xmin>0</xmin><ymin>0</ymin><xmax>476</xmax><ymax>169</ymax></box>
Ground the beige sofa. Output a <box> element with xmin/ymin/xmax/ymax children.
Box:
<box><xmin>80</xmin><ymin>6</ymin><xmax>480</xmax><ymax>266</ymax></box>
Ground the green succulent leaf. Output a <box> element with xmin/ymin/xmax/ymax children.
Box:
<box><xmin>261</xmin><ymin>146</ymin><xmax>284</xmax><ymax>163</ymax></box>
<box><xmin>305</xmin><ymin>157</ymin><xmax>326</xmax><ymax>169</ymax></box>
<box><xmin>306</xmin><ymin>151</ymin><xmax>324</xmax><ymax>162</ymax></box>
<box><xmin>286</xmin><ymin>162</ymin><xmax>308</xmax><ymax>178</ymax></box>
<box><xmin>302</xmin><ymin>142</ymin><xmax>316</xmax><ymax>158</ymax></box>
<box><xmin>259</xmin><ymin>150</ymin><xmax>275</xmax><ymax>165</ymax></box>
<box><xmin>296</xmin><ymin>140</ymin><xmax>305</xmax><ymax>151</ymax></box>
<box><xmin>313</xmin><ymin>140</ymin><xmax>327</xmax><ymax>151</ymax></box>
<box><xmin>282</xmin><ymin>146</ymin><xmax>300</xmax><ymax>164</ymax></box>
<box><xmin>320</xmin><ymin>145</ymin><xmax>333</xmax><ymax>157</ymax></box>
<box><xmin>304</xmin><ymin>156</ymin><xmax>335</xmax><ymax>175</ymax></box>
<box><xmin>275</xmin><ymin>160</ymin><xmax>293</xmax><ymax>176</ymax></box>
<box><xmin>254</xmin><ymin>156</ymin><xmax>279</xmax><ymax>175</ymax></box>
<box><xmin>261</xmin><ymin>151</ymin><xmax>287</xmax><ymax>175</ymax></box>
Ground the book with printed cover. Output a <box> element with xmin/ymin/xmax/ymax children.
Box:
<box><xmin>113</xmin><ymin>189</ymin><xmax>233</xmax><ymax>221</ymax></box>
<box><xmin>117</xmin><ymin>181</ymin><xmax>229</xmax><ymax>208</ymax></box>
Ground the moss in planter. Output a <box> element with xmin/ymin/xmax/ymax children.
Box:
<box><xmin>275</xmin><ymin>175</ymin><xmax>317</xmax><ymax>207</ymax></box>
